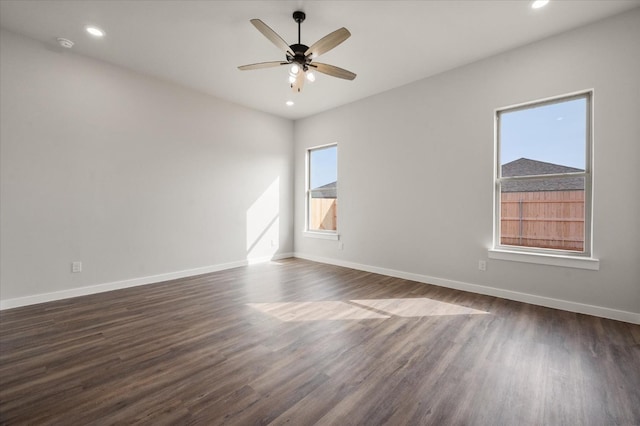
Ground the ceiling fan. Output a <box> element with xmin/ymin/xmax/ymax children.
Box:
<box><xmin>238</xmin><ymin>11</ymin><xmax>356</xmax><ymax>93</ymax></box>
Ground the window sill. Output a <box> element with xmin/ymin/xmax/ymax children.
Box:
<box><xmin>303</xmin><ymin>231</ymin><xmax>340</xmax><ymax>241</ymax></box>
<box><xmin>488</xmin><ymin>248</ymin><xmax>599</xmax><ymax>270</ymax></box>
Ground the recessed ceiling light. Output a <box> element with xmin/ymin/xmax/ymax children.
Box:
<box><xmin>286</xmin><ymin>101</ymin><xmax>294</xmax><ymax>107</ymax></box>
<box><xmin>86</xmin><ymin>26</ymin><xmax>105</xmax><ymax>37</ymax></box>
<box><xmin>531</xmin><ymin>0</ymin><xmax>549</xmax><ymax>9</ymax></box>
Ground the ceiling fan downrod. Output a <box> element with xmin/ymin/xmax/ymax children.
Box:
<box><xmin>293</xmin><ymin>11</ymin><xmax>305</xmax><ymax>45</ymax></box>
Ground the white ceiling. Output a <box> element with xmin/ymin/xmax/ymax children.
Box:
<box><xmin>1</xmin><ymin>0</ymin><xmax>638</xmax><ymax>120</ymax></box>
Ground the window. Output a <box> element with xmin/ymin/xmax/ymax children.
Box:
<box><xmin>306</xmin><ymin>144</ymin><xmax>338</xmax><ymax>235</ymax></box>
<box><xmin>494</xmin><ymin>92</ymin><xmax>592</xmax><ymax>257</ymax></box>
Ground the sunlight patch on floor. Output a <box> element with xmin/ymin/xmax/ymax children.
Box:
<box><xmin>351</xmin><ymin>298</ymin><xmax>489</xmax><ymax>317</ymax></box>
<box><xmin>246</xmin><ymin>301</ymin><xmax>390</xmax><ymax>322</ymax></box>
<box><xmin>247</xmin><ymin>297</ymin><xmax>489</xmax><ymax>322</ymax></box>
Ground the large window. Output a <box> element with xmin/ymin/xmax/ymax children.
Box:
<box><xmin>495</xmin><ymin>92</ymin><xmax>592</xmax><ymax>256</ymax></box>
<box><xmin>307</xmin><ymin>144</ymin><xmax>337</xmax><ymax>234</ymax></box>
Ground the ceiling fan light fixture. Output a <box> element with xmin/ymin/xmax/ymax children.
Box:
<box><xmin>306</xmin><ymin>71</ymin><xmax>316</xmax><ymax>82</ymax></box>
<box><xmin>290</xmin><ymin>64</ymin><xmax>300</xmax><ymax>75</ymax></box>
<box><xmin>288</xmin><ymin>75</ymin><xmax>296</xmax><ymax>84</ymax></box>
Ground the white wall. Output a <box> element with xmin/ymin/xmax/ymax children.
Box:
<box><xmin>294</xmin><ymin>10</ymin><xmax>640</xmax><ymax>319</ymax></box>
<box><xmin>0</xmin><ymin>29</ymin><xmax>294</xmax><ymax>304</ymax></box>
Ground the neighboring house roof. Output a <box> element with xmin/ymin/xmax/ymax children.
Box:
<box><xmin>502</xmin><ymin>158</ymin><xmax>584</xmax><ymax>192</ymax></box>
<box><xmin>311</xmin><ymin>181</ymin><xmax>337</xmax><ymax>198</ymax></box>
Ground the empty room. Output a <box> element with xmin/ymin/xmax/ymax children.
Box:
<box><xmin>1</xmin><ymin>1</ymin><xmax>639</xmax><ymax>424</ymax></box>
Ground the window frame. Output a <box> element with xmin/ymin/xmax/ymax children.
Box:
<box><xmin>493</xmin><ymin>91</ymin><xmax>594</xmax><ymax>260</ymax></box>
<box><xmin>304</xmin><ymin>143</ymin><xmax>339</xmax><ymax>239</ymax></box>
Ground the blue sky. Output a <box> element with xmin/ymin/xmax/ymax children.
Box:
<box><xmin>310</xmin><ymin>145</ymin><xmax>337</xmax><ymax>189</ymax></box>
<box><xmin>500</xmin><ymin>97</ymin><xmax>586</xmax><ymax>169</ymax></box>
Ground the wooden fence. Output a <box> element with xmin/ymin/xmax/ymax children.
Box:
<box><xmin>501</xmin><ymin>190</ymin><xmax>584</xmax><ymax>251</ymax></box>
<box><xmin>310</xmin><ymin>198</ymin><xmax>337</xmax><ymax>231</ymax></box>
<box><xmin>310</xmin><ymin>192</ymin><xmax>584</xmax><ymax>250</ymax></box>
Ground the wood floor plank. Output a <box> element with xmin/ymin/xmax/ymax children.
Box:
<box><xmin>1</xmin><ymin>258</ymin><xmax>638</xmax><ymax>425</ymax></box>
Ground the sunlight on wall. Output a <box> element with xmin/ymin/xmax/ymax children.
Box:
<box><xmin>247</xmin><ymin>297</ymin><xmax>489</xmax><ymax>322</ymax></box>
<box><xmin>246</xmin><ymin>177</ymin><xmax>279</xmax><ymax>264</ymax></box>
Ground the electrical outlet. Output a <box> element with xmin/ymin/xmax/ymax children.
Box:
<box><xmin>478</xmin><ymin>260</ymin><xmax>486</xmax><ymax>271</ymax></box>
<box><xmin>72</xmin><ymin>261</ymin><xmax>82</xmax><ymax>273</ymax></box>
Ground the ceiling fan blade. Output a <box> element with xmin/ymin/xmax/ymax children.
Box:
<box><xmin>292</xmin><ymin>70</ymin><xmax>305</xmax><ymax>93</ymax></box>
<box><xmin>310</xmin><ymin>63</ymin><xmax>357</xmax><ymax>80</ymax></box>
<box><xmin>304</xmin><ymin>27</ymin><xmax>351</xmax><ymax>58</ymax></box>
<box><xmin>238</xmin><ymin>61</ymin><xmax>289</xmax><ymax>71</ymax></box>
<box><xmin>250</xmin><ymin>19</ymin><xmax>294</xmax><ymax>57</ymax></box>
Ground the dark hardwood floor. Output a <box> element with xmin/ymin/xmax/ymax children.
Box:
<box><xmin>1</xmin><ymin>258</ymin><xmax>639</xmax><ymax>425</ymax></box>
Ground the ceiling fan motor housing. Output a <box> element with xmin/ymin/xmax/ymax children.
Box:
<box><xmin>289</xmin><ymin>43</ymin><xmax>309</xmax><ymax>55</ymax></box>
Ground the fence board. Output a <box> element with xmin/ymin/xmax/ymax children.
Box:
<box><xmin>310</xmin><ymin>198</ymin><xmax>337</xmax><ymax>231</ymax></box>
<box><xmin>501</xmin><ymin>190</ymin><xmax>584</xmax><ymax>251</ymax></box>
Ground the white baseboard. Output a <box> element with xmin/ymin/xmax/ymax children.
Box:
<box><xmin>4</xmin><ymin>252</ymin><xmax>637</xmax><ymax>325</ymax></box>
<box><xmin>0</xmin><ymin>253</ymin><xmax>294</xmax><ymax>310</ymax></box>
<box><xmin>294</xmin><ymin>252</ymin><xmax>640</xmax><ymax>325</ymax></box>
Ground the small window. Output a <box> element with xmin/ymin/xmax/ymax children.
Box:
<box><xmin>307</xmin><ymin>144</ymin><xmax>337</xmax><ymax>233</ymax></box>
<box><xmin>495</xmin><ymin>92</ymin><xmax>592</xmax><ymax>256</ymax></box>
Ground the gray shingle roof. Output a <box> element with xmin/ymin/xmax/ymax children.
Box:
<box><xmin>310</xmin><ymin>181</ymin><xmax>337</xmax><ymax>198</ymax></box>
<box><xmin>501</xmin><ymin>158</ymin><xmax>584</xmax><ymax>192</ymax></box>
